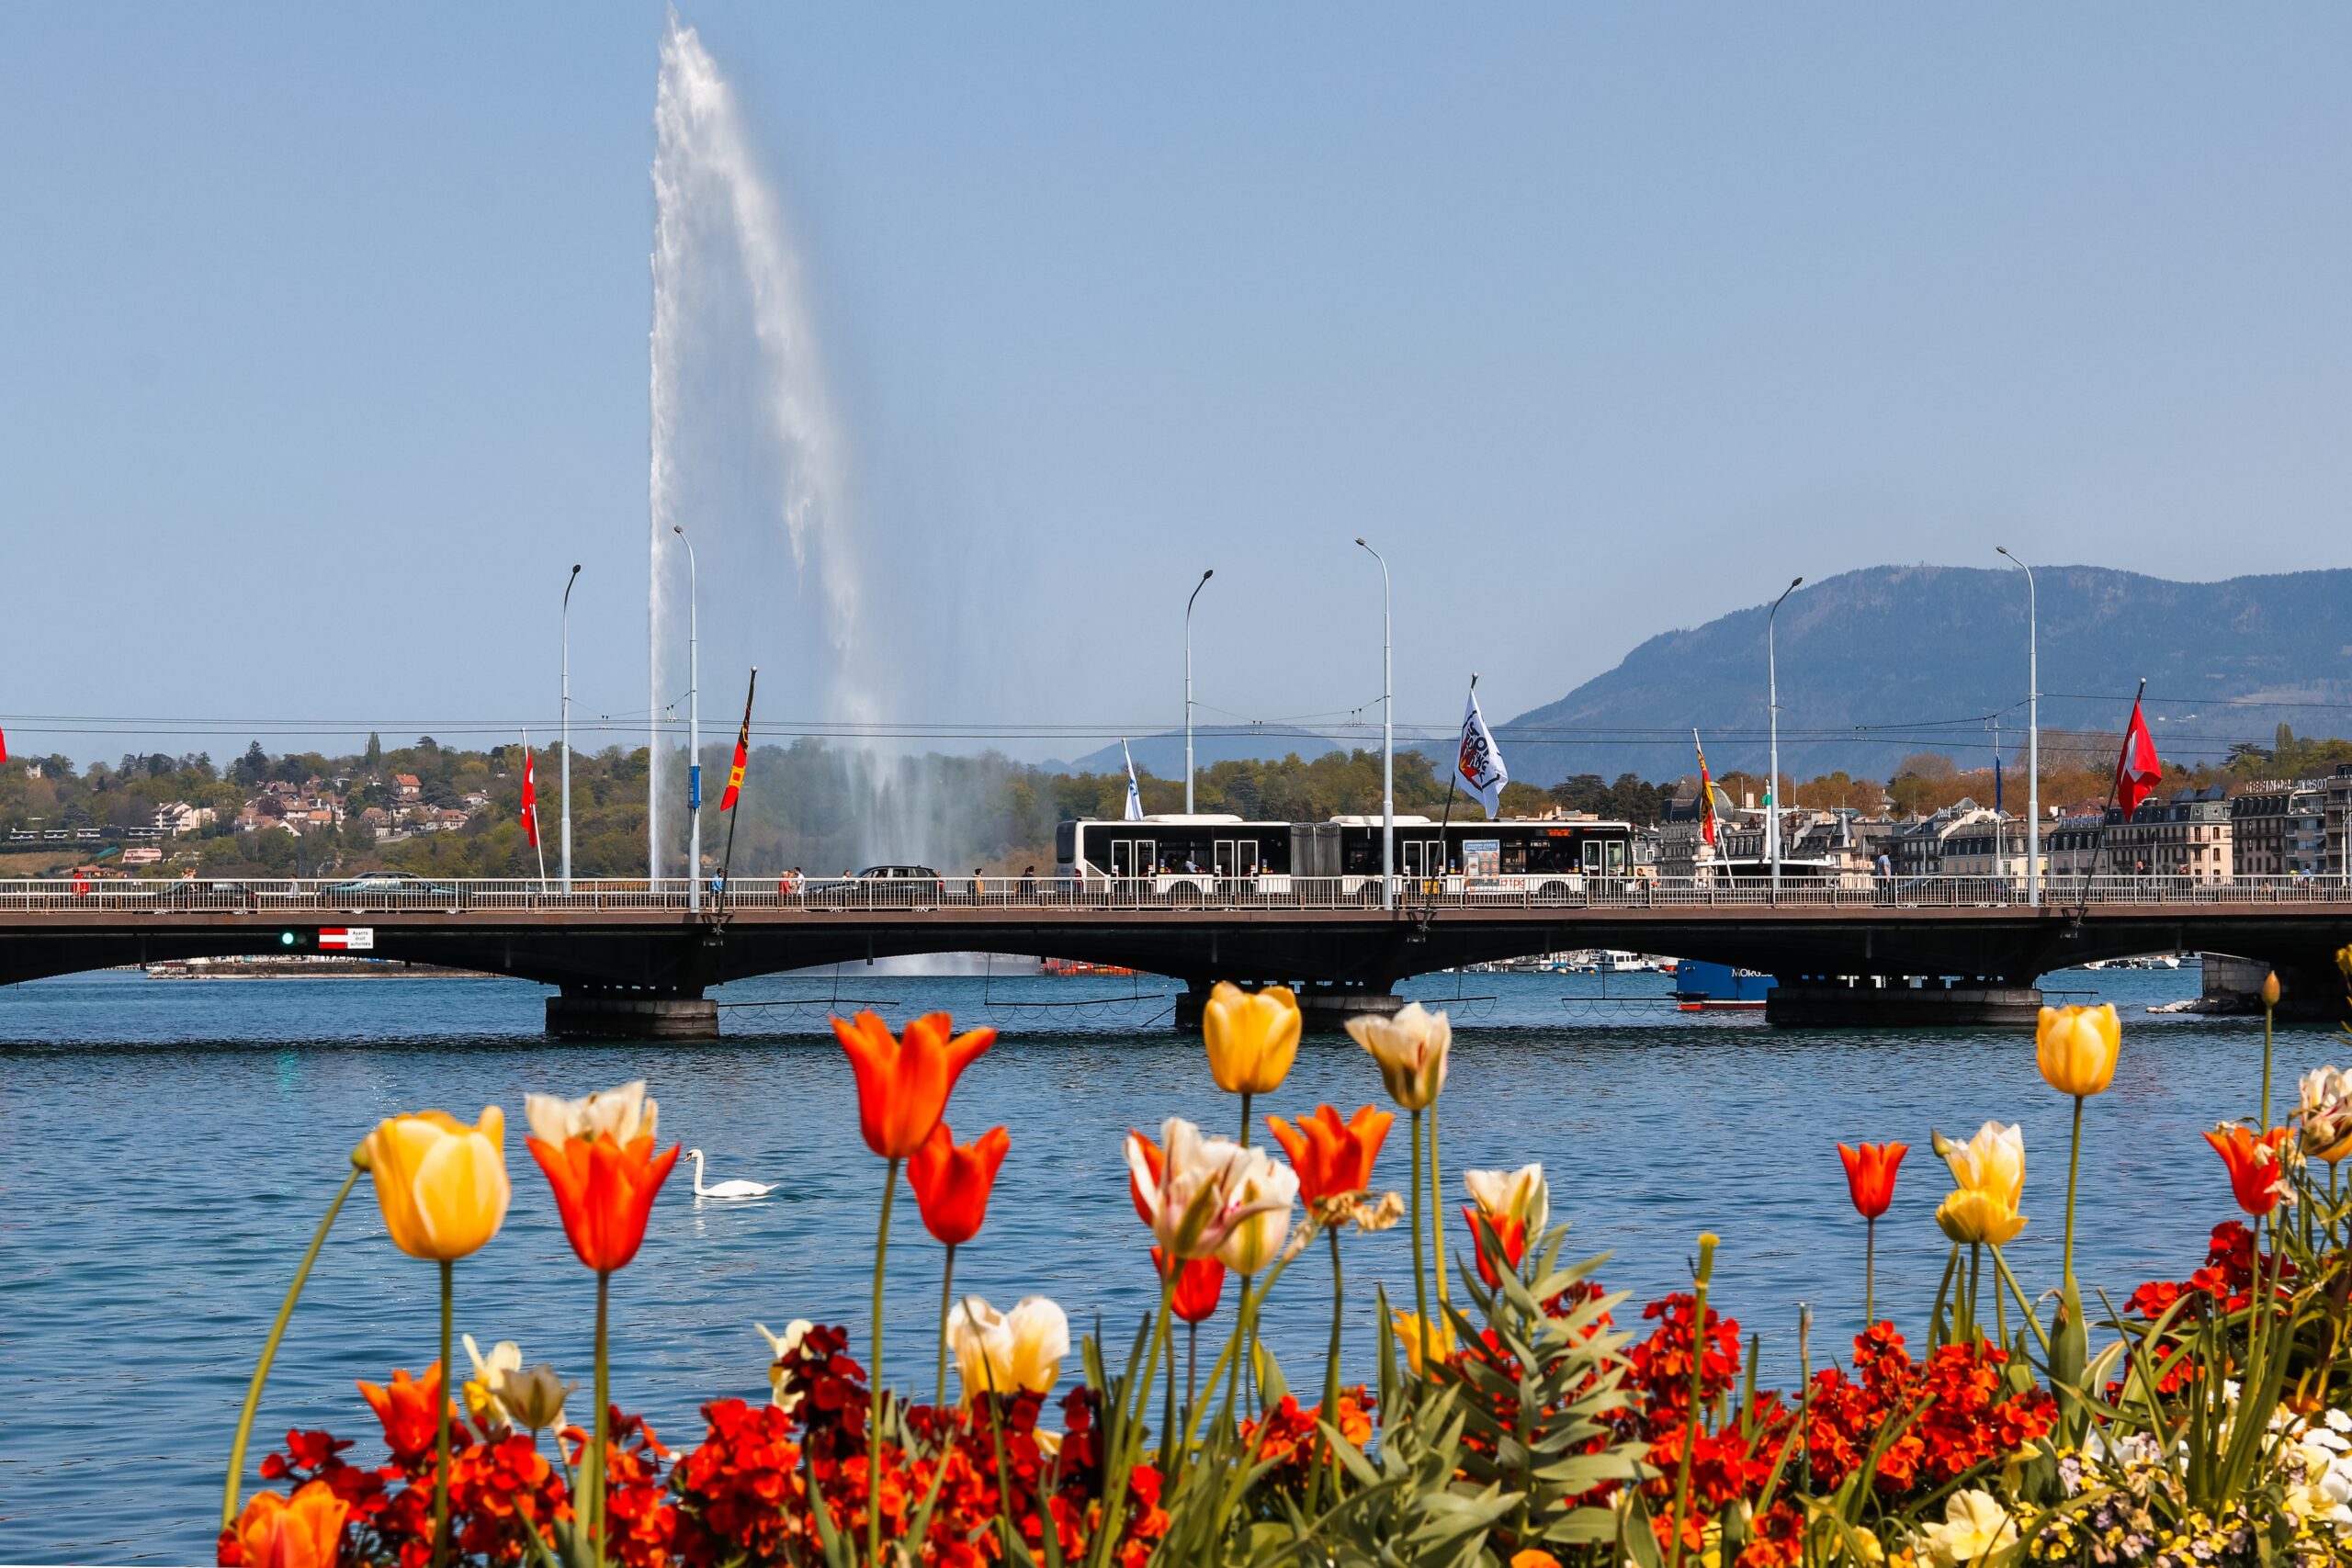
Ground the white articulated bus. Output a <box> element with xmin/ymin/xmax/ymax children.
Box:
<box><xmin>1053</xmin><ymin>813</ymin><xmax>1639</xmax><ymax>902</ymax></box>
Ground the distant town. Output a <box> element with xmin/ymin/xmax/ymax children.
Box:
<box><xmin>1</xmin><ymin>726</ymin><xmax>2347</xmax><ymax>885</ymax></box>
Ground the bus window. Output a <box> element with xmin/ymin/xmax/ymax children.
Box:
<box><xmin>1583</xmin><ymin>840</ymin><xmax>1603</xmax><ymax>873</ymax></box>
<box><xmin>1607</xmin><ymin>840</ymin><xmax>1627</xmax><ymax>874</ymax></box>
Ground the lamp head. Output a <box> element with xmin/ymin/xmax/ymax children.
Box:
<box><xmin>1791</xmin><ymin>576</ymin><xmax>1804</xmax><ymax>589</ymax></box>
<box><xmin>673</xmin><ymin>525</ymin><xmax>684</xmax><ymax>536</ymax></box>
<box><xmin>1354</xmin><ymin>536</ymin><xmax>1366</xmax><ymax>547</ymax></box>
<box><xmin>570</xmin><ymin>563</ymin><xmax>581</xmax><ymax>576</ymax></box>
<box><xmin>1202</xmin><ymin>568</ymin><xmax>1214</xmax><ymax>581</ymax></box>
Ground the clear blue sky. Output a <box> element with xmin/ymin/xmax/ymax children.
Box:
<box><xmin>4</xmin><ymin>6</ymin><xmax>2348</xmax><ymax>767</ymax></box>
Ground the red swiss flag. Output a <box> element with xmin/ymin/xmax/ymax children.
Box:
<box><xmin>519</xmin><ymin>748</ymin><xmax>539</xmax><ymax>847</ymax></box>
<box><xmin>2115</xmin><ymin>697</ymin><xmax>2162</xmax><ymax>817</ymax></box>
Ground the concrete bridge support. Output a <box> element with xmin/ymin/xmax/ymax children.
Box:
<box><xmin>546</xmin><ymin>985</ymin><xmax>720</xmax><ymax>1041</ymax></box>
<box><xmin>1173</xmin><ymin>980</ymin><xmax>1407</xmax><ymax>1034</ymax></box>
<box><xmin>1763</xmin><ymin>977</ymin><xmax>2044</xmax><ymax>1028</ymax></box>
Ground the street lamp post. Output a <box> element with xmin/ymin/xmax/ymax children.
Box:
<box><xmin>674</xmin><ymin>525</ymin><xmax>701</xmax><ymax>915</ymax></box>
<box><xmin>1355</xmin><ymin>538</ymin><xmax>1394</xmax><ymax>910</ymax></box>
<box><xmin>1767</xmin><ymin>576</ymin><xmax>1803</xmax><ymax>897</ymax></box>
<box><xmin>1184</xmin><ymin>569</ymin><xmax>1213</xmax><ymax>814</ymax></box>
<box><xmin>560</xmin><ymin>564</ymin><xmax>580</xmax><ymax>894</ymax></box>
<box><xmin>1997</xmin><ymin>547</ymin><xmax>2041</xmax><ymax>908</ymax></box>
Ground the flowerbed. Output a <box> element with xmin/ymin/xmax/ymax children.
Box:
<box><xmin>220</xmin><ymin>952</ymin><xmax>2352</xmax><ymax>1567</ymax></box>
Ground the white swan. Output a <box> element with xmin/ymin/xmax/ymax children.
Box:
<box><xmin>688</xmin><ymin>1147</ymin><xmax>776</xmax><ymax>1200</ymax></box>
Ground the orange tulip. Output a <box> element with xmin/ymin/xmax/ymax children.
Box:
<box><xmin>909</xmin><ymin>1122</ymin><xmax>1011</xmax><ymax>1247</ymax></box>
<box><xmin>1461</xmin><ymin>1204</ymin><xmax>1528</xmax><ymax>1290</ymax></box>
<box><xmin>831</xmin><ymin>1010</ymin><xmax>997</xmax><ymax>1160</ymax></box>
<box><xmin>1838</xmin><ymin>1142</ymin><xmax>1907</xmax><ymax>1221</ymax></box>
<box><xmin>526</xmin><ymin>1133</ymin><xmax>682</xmax><ymax>1273</ymax></box>
<box><xmin>2206</xmin><ymin>1124</ymin><xmax>2293</xmax><ymax>1216</ymax></box>
<box><xmin>232</xmin><ymin>1480</ymin><xmax>349</xmax><ymax>1568</ymax></box>
<box><xmin>357</xmin><ymin>1363</ymin><xmax>448</xmax><ymax>1461</ymax></box>
<box><xmin>1265</xmin><ymin>1104</ymin><xmax>1395</xmax><ymax>1207</ymax></box>
<box><xmin>1153</xmin><ymin>1246</ymin><xmax>1228</xmax><ymax>1324</ymax></box>
<box><xmin>1127</xmin><ymin>1127</ymin><xmax>1165</xmax><ymax>1227</ymax></box>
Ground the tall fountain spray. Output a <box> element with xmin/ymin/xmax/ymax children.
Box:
<box><xmin>647</xmin><ymin>16</ymin><xmax>873</xmax><ymax>882</ymax></box>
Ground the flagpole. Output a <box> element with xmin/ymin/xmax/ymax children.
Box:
<box><xmin>718</xmin><ymin>668</ymin><xmax>757</xmax><ymax>918</ymax></box>
<box><xmin>1766</xmin><ymin>576</ymin><xmax>1802</xmax><ymax>899</ymax></box>
<box><xmin>560</xmin><ymin>564</ymin><xmax>579</xmax><ymax>895</ymax></box>
<box><xmin>2075</xmin><ymin>677</ymin><xmax>2147</xmax><ymax>916</ymax></box>
<box><xmin>1423</xmin><ymin>675</ymin><xmax>1474</xmax><ymax>914</ymax></box>
<box><xmin>524</xmin><ymin>728</ymin><xmax>548</xmax><ymax>894</ymax></box>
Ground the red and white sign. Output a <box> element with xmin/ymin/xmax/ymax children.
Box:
<box><xmin>319</xmin><ymin>928</ymin><xmax>375</xmax><ymax>952</ymax></box>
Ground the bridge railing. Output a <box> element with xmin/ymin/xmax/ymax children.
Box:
<box><xmin>1</xmin><ymin>874</ymin><xmax>2349</xmax><ymax>915</ymax></box>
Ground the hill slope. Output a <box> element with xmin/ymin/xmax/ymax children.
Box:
<box><xmin>1489</xmin><ymin>565</ymin><xmax>2352</xmax><ymax>787</ymax></box>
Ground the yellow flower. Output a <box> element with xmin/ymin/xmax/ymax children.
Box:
<box><xmin>947</xmin><ymin>1294</ymin><xmax>1069</xmax><ymax>1404</ymax></box>
<box><xmin>2336</xmin><ymin>943</ymin><xmax>2351</xmax><ymax>984</ymax></box>
<box><xmin>1346</xmin><ymin>1002</ymin><xmax>1452</xmax><ymax>1111</ymax></box>
<box><xmin>524</xmin><ymin>1079</ymin><xmax>659</xmax><ymax>1146</ymax></box>
<box><xmin>461</xmin><ymin>1334</ymin><xmax>572</xmax><ymax>1433</ymax></box>
<box><xmin>1202</xmin><ymin>982</ymin><xmax>1300</xmax><ymax>1094</ymax></box>
<box><xmin>358</xmin><ymin>1107</ymin><xmax>511</xmax><ymax>1261</ymax></box>
<box><xmin>1931</xmin><ymin>1122</ymin><xmax>2026</xmax><ymax>1245</ymax></box>
<box><xmin>2296</xmin><ymin>1066</ymin><xmax>2352</xmax><ymax>1164</ymax></box>
<box><xmin>2035</xmin><ymin>1004</ymin><xmax>2120</xmax><ymax>1099</ymax></box>
<box><xmin>1212</xmin><ymin>1148</ymin><xmax>1299</xmax><ymax>1275</ymax></box>
<box><xmin>1392</xmin><ymin>1309</ymin><xmax>1455</xmax><ymax>1375</ymax></box>
<box><xmin>757</xmin><ymin>1319</ymin><xmax>815</xmax><ymax>1415</ymax></box>
<box><xmin>1918</xmin><ymin>1488</ymin><xmax>2016</xmax><ymax>1564</ymax></box>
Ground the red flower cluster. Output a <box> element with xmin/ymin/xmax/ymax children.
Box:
<box><xmin>1800</xmin><ymin>1325</ymin><xmax>2055</xmax><ymax>1495</ymax></box>
<box><xmin>1235</xmin><ymin>1388</ymin><xmax>1375</xmax><ymax>1494</ymax></box>
<box><xmin>1624</xmin><ymin>1292</ymin><xmax>1746</xmax><ymax>1428</ymax></box>
<box><xmin>2129</xmin><ymin>1220</ymin><xmax>2292</xmax><ymax>1320</ymax></box>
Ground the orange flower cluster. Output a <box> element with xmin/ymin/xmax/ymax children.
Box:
<box><xmin>1799</xmin><ymin>1325</ymin><xmax>2055</xmax><ymax>1495</ymax></box>
<box><xmin>1235</xmin><ymin>1389</ymin><xmax>1375</xmax><ymax>1494</ymax></box>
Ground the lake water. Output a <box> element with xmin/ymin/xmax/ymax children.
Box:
<box><xmin>2</xmin><ymin>962</ymin><xmax>2341</xmax><ymax>1562</ymax></box>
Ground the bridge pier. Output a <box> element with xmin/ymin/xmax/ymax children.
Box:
<box><xmin>1173</xmin><ymin>981</ymin><xmax>1406</xmax><ymax>1033</ymax></box>
<box><xmin>547</xmin><ymin>986</ymin><xmax>720</xmax><ymax>1041</ymax></box>
<box><xmin>1764</xmin><ymin>978</ymin><xmax>2043</xmax><ymax>1029</ymax></box>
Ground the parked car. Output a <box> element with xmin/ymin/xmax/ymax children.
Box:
<box><xmin>158</xmin><ymin>878</ymin><xmax>253</xmax><ymax>908</ymax></box>
<box><xmin>324</xmin><ymin>871</ymin><xmax>458</xmax><ymax>899</ymax></box>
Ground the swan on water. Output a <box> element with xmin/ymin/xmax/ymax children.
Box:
<box><xmin>688</xmin><ymin>1148</ymin><xmax>776</xmax><ymax>1200</ymax></box>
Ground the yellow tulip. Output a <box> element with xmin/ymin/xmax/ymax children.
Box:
<box><xmin>2298</xmin><ymin>1067</ymin><xmax>2352</xmax><ymax>1165</ymax></box>
<box><xmin>2035</xmin><ymin>1004</ymin><xmax>2120</xmax><ymax>1099</ymax></box>
<box><xmin>1936</xmin><ymin>1121</ymin><xmax>2026</xmax><ymax>1211</ymax></box>
<box><xmin>1346</xmin><ymin>1002</ymin><xmax>1452</xmax><ymax>1111</ymax></box>
<box><xmin>1935</xmin><ymin>1187</ymin><xmax>2026</xmax><ymax>1246</ymax></box>
<box><xmin>947</xmin><ymin>1294</ymin><xmax>1069</xmax><ymax>1404</ymax></box>
<box><xmin>359</xmin><ymin>1107</ymin><xmax>511</xmax><ymax>1262</ymax></box>
<box><xmin>1202</xmin><ymin>982</ymin><xmax>1300</xmax><ymax>1095</ymax></box>
<box><xmin>1391</xmin><ymin>1308</ymin><xmax>1455</xmax><ymax>1375</ymax></box>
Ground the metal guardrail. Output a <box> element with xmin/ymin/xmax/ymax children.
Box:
<box><xmin>1</xmin><ymin>874</ymin><xmax>2348</xmax><ymax>916</ymax></box>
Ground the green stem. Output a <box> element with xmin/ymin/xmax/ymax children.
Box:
<box><xmin>1186</xmin><ymin>1319</ymin><xmax>1200</xmax><ymax>1431</ymax></box>
<box><xmin>591</xmin><ymin>1269</ymin><xmax>610</xmax><ymax>1568</ymax></box>
<box><xmin>1317</xmin><ymin>1224</ymin><xmax>1346</xmax><ymax>1515</ymax></box>
<box><xmin>1239</xmin><ymin>1090</ymin><xmax>1252</xmax><ymax>1148</ymax></box>
<box><xmin>1664</xmin><ymin>1235</ymin><xmax>1718</xmax><ymax>1568</ymax></box>
<box><xmin>433</xmin><ymin>1259</ymin><xmax>453</xmax><ymax>1568</ymax></box>
<box><xmin>2064</xmin><ymin>1093</ymin><xmax>2085</xmax><ymax>1288</ymax></box>
<box><xmin>2263</xmin><ymin>998</ymin><xmax>2275</xmax><ymax>1130</ymax></box>
<box><xmin>1863</xmin><ymin>1215</ymin><xmax>1875</xmax><ymax>1326</ymax></box>
<box><xmin>1428</xmin><ymin>1099</ymin><xmax>1450</xmax><ymax>1313</ymax></box>
<box><xmin>1408</xmin><ymin>1109</ymin><xmax>1430</xmax><ymax>1393</ymax></box>
<box><xmin>869</xmin><ymin>1158</ymin><xmax>899</xmax><ymax>1568</ymax></box>
<box><xmin>221</xmin><ymin>1163</ymin><xmax>359</xmax><ymax>1529</ymax></box>
<box><xmin>934</xmin><ymin>1243</ymin><xmax>956</xmax><ymax>1410</ymax></box>
<box><xmin>1967</xmin><ymin>1243</ymin><xmax>1983</xmax><ymax>1344</ymax></box>
<box><xmin>1989</xmin><ymin>1247</ymin><xmax>2053</xmax><ymax>1359</ymax></box>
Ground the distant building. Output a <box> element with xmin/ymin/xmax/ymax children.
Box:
<box><xmin>393</xmin><ymin>773</ymin><xmax>423</xmax><ymax>800</ymax></box>
<box><xmin>2232</xmin><ymin>779</ymin><xmax>2329</xmax><ymax>877</ymax></box>
<box><xmin>2327</xmin><ymin>764</ymin><xmax>2352</xmax><ymax>881</ymax></box>
<box><xmin>1893</xmin><ymin>803</ymin><xmax>1996</xmax><ymax>879</ymax></box>
<box><xmin>1940</xmin><ymin>815</ymin><xmax>2051</xmax><ymax>886</ymax></box>
<box><xmin>152</xmin><ymin>802</ymin><xmax>218</xmax><ymax>836</ymax></box>
<box><xmin>119</xmin><ymin>846</ymin><xmax>163</xmax><ymax>866</ymax></box>
<box><xmin>2105</xmin><ymin>786</ymin><xmax>2234</xmax><ymax>882</ymax></box>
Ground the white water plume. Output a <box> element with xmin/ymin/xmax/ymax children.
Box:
<box><xmin>647</xmin><ymin>16</ymin><xmax>879</xmax><ymax>878</ymax></box>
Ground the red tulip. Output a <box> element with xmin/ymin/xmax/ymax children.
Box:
<box><xmin>909</xmin><ymin>1122</ymin><xmax>1011</xmax><ymax>1247</ymax></box>
<box><xmin>1461</xmin><ymin>1204</ymin><xmax>1528</xmax><ymax>1290</ymax></box>
<box><xmin>356</xmin><ymin>1363</ymin><xmax>447</xmax><ymax>1461</ymax></box>
<box><xmin>1265</xmin><ymin>1104</ymin><xmax>1394</xmax><ymax>1207</ymax></box>
<box><xmin>1153</xmin><ymin>1246</ymin><xmax>1228</xmax><ymax>1324</ymax></box>
<box><xmin>1127</xmin><ymin>1128</ymin><xmax>1165</xmax><ymax>1227</ymax></box>
<box><xmin>1838</xmin><ymin>1141</ymin><xmax>1907</xmax><ymax>1221</ymax></box>
<box><xmin>2206</xmin><ymin>1124</ymin><xmax>2293</xmax><ymax>1216</ymax></box>
<box><xmin>526</xmin><ymin>1134</ymin><xmax>682</xmax><ymax>1273</ymax></box>
<box><xmin>831</xmin><ymin>1010</ymin><xmax>997</xmax><ymax>1160</ymax></box>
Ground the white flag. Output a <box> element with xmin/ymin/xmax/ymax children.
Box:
<box><xmin>1123</xmin><ymin>740</ymin><xmax>1145</xmax><ymax>821</ymax></box>
<box><xmin>1455</xmin><ymin>686</ymin><xmax>1508</xmax><ymax>818</ymax></box>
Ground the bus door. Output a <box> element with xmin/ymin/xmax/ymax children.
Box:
<box><xmin>1401</xmin><ymin>840</ymin><xmax>1425</xmax><ymax>879</ymax></box>
<box><xmin>1214</xmin><ymin>840</ymin><xmax>1235</xmax><ymax>878</ymax></box>
<box><xmin>1582</xmin><ymin>840</ymin><xmax>1603</xmax><ymax>874</ymax></box>
<box><xmin>1109</xmin><ymin>840</ymin><xmax>1133</xmax><ymax>878</ymax></box>
<box><xmin>1425</xmin><ymin>839</ymin><xmax>1446</xmax><ymax>878</ymax></box>
<box><xmin>1134</xmin><ymin>840</ymin><xmax>1157</xmax><ymax>880</ymax></box>
<box><xmin>1237</xmin><ymin>840</ymin><xmax>1261</xmax><ymax>875</ymax></box>
<box><xmin>1606</xmin><ymin>840</ymin><xmax>1628</xmax><ymax>874</ymax></box>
